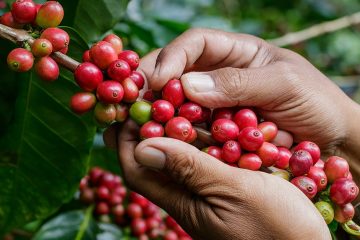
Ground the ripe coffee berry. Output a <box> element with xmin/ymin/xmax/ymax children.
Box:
<box><xmin>129</xmin><ymin>101</ymin><xmax>152</xmax><ymax>125</ymax></box>
<box><xmin>212</xmin><ymin>107</ymin><xmax>235</xmax><ymax>121</ymax></box>
<box><xmin>164</xmin><ymin>230</ymin><xmax>178</xmax><ymax>240</ymax></box>
<box><xmin>115</xmin><ymin>103</ymin><xmax>128</xmax><ymax>122</ymax></box>
<box><xmin>35</xmin><ymin>57</ymin><xmax>59</xmax><ymax>81</ymax></box>
<box><xmin>140</xmin><ymin>121</ymin><xmax>164</xmax><ymax>139</ymax></box>
<box><xmin>98</xmin><ymin>172</ymin><xmax>116</xmax><ymax>189</ymax></box>
<box><xmin>289</xmin><ymin>150</ymin><xmax>312</xmax><ymax>176</ymax></box>
<box><xmin>291</xmin><ymin>176</ymin><xmax>317</xmax><ymax>199</ymax></box>
<box><xmin>151</xmin><ymin>100</ymin><xmax>175</xmax><ymax>123</ymax></box>
<box><xmin>112</xmin><ymin>204</ymin><xmax>125</xmax><ymax>216</ymax></box>
<box><xmin>324</xmin><ymin>156</ymin><xmax>349</xmax><ymax>183</ymax></box>
<box><xmin>131</xmin><ymin>218</ymin><xmax>147</xmax><ymax>236</ymax></box>
<box><xmin>165</xmin><ymin>117</ymin><xmax>194</xmax><ymax>143</ymax></box>
<box><xmin>221</xmin><ymin>140</ymin><xmax>241</xmax><ymax>163</ymax></box>
<box><xmin>103</xmin><ymin>34</ymin><xmax>123</xmax><ymax>54</ymax></box>
<box><xmin>96</xmin><ymin>186</ymin><xmax>110</xmax><ymax>200</ymax></box>
<box><xmin>118</xmin><ymin>50</ymin><xmax>139</xmax><ymax>70</ymax></box>
<box><xmin>334</xmin><ymin>203</ymin><xmax>355</xmax><ymax>223</ymax></box>
<box><xmin>178</xmin><ymin>102</ymin><xmax>202</xmax><ymax>123</ymax></box>
<box><xmin>121</xmin><ymin>78</ymin><xmax>139</xmax><ymax>103</ymax></box>
<box><xmin>82</xmin><ymin>50</ymin><xmax>91</xmax><ymax>62</ymax></box>
<box><xmin>80</xmin><ymin>187</ymin><xmax>95</xmax><ymax>204</ymax></box>
<box><xmin>70</xmin><ymin>93</ymin><xmax>96</xmax><ymax>114</ymax></box>
<box><xmin>294</xmin><ymin>141</ymin><xmax>320</xmax><ymax>164</ymax></box>
<box><xmin>0</xmin><ymin>12</ymin><xmax>23</xmax><ymax>28</ymax></box>
<box><xmin>307</xmin><ymin>166</ymin><xmax>327</xmax><ymax>192</ymax></box>
<box><xmin>238</xmin><ymin>153</ymin><xmax>262</xmax><ymax>171</ymax></box>
<box><xmin>35</xmin><ymin>1</ymin><xmax>64</xmax><ymax>28</ymax></box>
<box><xmin>40</xmin><ymin>28</ymin><xmax>70</xmax><ymax>52</ymax></box>
<box><xmin>107</xmin><ymin>59</ymin><xmax>131</xmax><ymax>82</ymax></box>
<box><xmin>315</xmin><ymin>201</ymin><xmax>334</xmax><ymax>224</ymax></box>
<box><xmin>7</xmin><ymin>48</ymin><xmax>34</xmax><ymax>72</ymax></box>
<box><xmin>94</xmin><ymin>103</ymin><xmax>116</xmax><ymax>126</ymax></box>
<box><xmin>256</xmin><ymin>142</ymin><xmax>279</xmax><ymax>167</ymax></box>
<box><xmin>162</xmin><ymin>79</ymin><xmax>185</xmax><ymax>108</ymax></box>
<box><xmin>130</xmin><ymin>192</ymin><xmax>149</xmax><ymax>208</ymax></box>
<box><xmin>202</xmin><ymin>146</ymin><xmax>222</xmax><ymax>160</ymax></box>
<box><xmin>314</xmin><ymin>159</ymin><xmax>325</xmax><ymax>169</ymax></box>
<box><xmin>274</xmin><ymin>147</ymin><xmax>291</xmax><ymax>169</ymax></box>
<box><xmin>211</xmin><ymin>119</ymin><xmax>239</xmax><ymax>143</ymax></box>
<box><xmin>96</xmin><ymin>202</ymin><xmax>110</xmax><ymax>215</ymax></box>
<box><xmin>127</xmin><ymin>203</ymin><xmax>143</xmax><ymax>219</ymax></box>
<box><xmin>330</xmin><ymin>178</ymin><xmax>359</xmax><ymax>205</ymax></box>
<box><xmin>258</xmin><ymin>122</ymin><xmax>278</xmax><ymax>142</ymax></box>
<box><xmin>90</xmin><ymin>41</ymin><xmax>118</xmax><ymax>70</ymax></box>
<box><xmin>233</xmin><ymin>109</ymin><xmax>258</xmax><ymax>130</ymax></box>
<box><xmin>195</xmin><ymin>107</ymin><xmax>211</xmax><ymax>124</ymax></box>
<box><xmin>238</xmin><ymin>127</ymin><xmax>264</xmax><ymax>151</ymax></box>
<box><xmin>11</xmin><ymin>0</ymin><xmax>37</xmax><ymax>24</ymax></box>
<box><xmin>109</xmin><ymin>195</ymin><xmax>123</xmax><ymax>206</ymax></box>
<box><xmin>74</xmin><ymin>62</ymin><xmax>103</xmax><ymax>91</ymax></box>
<box><xmin>31</xmin><ymin>39</ymin><xmax>53</xmax><ymax>57</ymax></box>
<box><xmin>96</xmin><ymin>81</ymin><xmax>124</xmax><ymax>104</ymax></box>
<box><xmin>129</xmin><ymin>71</ymin><xmax>145</xmax><ymax>89</ymax></box>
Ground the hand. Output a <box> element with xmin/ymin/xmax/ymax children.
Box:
<box><xmin>104</xmin><ymin>120</ymin><xmax>330</xmax><ymax>240</ymax></box>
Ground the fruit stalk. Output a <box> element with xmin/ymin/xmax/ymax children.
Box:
<box><xmin>0</xmin><ymin>23</ymin><xmax>79</xmax><ymax>72</ymax></box>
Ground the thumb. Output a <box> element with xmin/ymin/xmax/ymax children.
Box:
<box><xmin>181</xmin><ymin>63</ymin><xmax>291</xmax><ymax>108</ymax></box>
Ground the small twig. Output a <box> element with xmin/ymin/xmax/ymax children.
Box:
<box><xmin>268</xmin><ymin>11</ymin><xmax>360</xmax><ymax>47</ymax></box>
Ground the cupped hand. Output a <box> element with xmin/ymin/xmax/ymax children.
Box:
<box><xmin>104</xmin><ymin>120</ymin><xmax>330</xmax><ymax>240</ymax></box>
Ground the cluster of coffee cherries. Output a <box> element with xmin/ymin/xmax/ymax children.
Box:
<box><xmin>69</xmin><ymin>34</ymin><xmax>144</xmax><ymax>126</ymax></box>
<box><xmin>123</xmin><ymin>79</ymin><xmax>359</xmax><ymax>228</ymax></box>
<box><xmin>79</xmin><ymin>167</ymin><xmax>192</xmax><ymax>240</ymax></box>
<box><xmin>1</xmin><ymin>0</ymin><xmax>68</xmax><ymax>81</ymax></box>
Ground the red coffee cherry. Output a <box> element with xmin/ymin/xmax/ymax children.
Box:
<box><xmin>82</xmin><ymin>50</ymin><xmax>92</xmax><ymax>62</ymax></box>
<box><xmin>74</xmin><ymin>62</ymin><xmax>103</xmax><ymax>92</ymax></box>
<box><xmin>90</xmin><ymin>41</ymin><xmax>118</xmax><ymax>70</ymax></box>
<box><xmin>0</xmin><ymin>12</ymin><xmax>23</xmax><ymax>28</ymax></box>
<box><xmin>291</xmin><ymin>176</ymin><xmax>318</xmax><ymax>199</ymax></box>
<box><xmin>96</xmin><ymin>81</ymin><xmax>124</xmax><ymax>104</ymax></box>
<box><xmin>233</xmin><ymin>108</ymin><xmax>258</xmax><ymax>130</ymax></box>
<box><xmin>334</xmin><ymin>203</ymin><xmax>355</xmax><ymax>223</ymax></box>
<box><xmin>162</xmin><ymin>79</ymin><xmax>185</xmax><ymax>109</ymax></box>
<box><xmin>238</xmin><ymin>127</ymin><xmax>264</xmax><ymax>151</ymax></box>
<box><xmin>131</xmin><ymin>218</ymin><xmax>147</xmax><ymax>236</ymax></box>
<box><xmin>330</xmin><ymin>178</ymin><xmax>359</xmax><ymax>205</ymax></box>
<box><xmin>103</xmin><ymin>34</ymin><xmax>123</xmax><ymax>54</ymax></box>
<box><xmin>151</xmin><ymin>100</ymin><xmax>175</xmax><ymax>123</ymax></box>
<box><xmin>35</xmin><ymin>1</ymin><xmax>64</xmax><ymax>28</ymax></box>
<box><xmin>289</xmin><ymin>150</ymin><xmax>313</xmax><ymax>176</ymax></box>
<box><xmin>31</xmin><ymin>38</ymin><xmax>53</xmax><ymax>57</ymax></box>
<box><xmin>211</xmin><ymin>119</ymin><xmax>239</xmax><ymax>143</ymax></box>
<box><xmin>107</xmin><ymin>59</ymin><xmax>131</xmax><ymax>82</ymax></box>
<box><xmin>165</xmin><ymin>117</ymin><xmax>194</xmax><ymax>142</ymax></box>
<box><xmin>129</xmin><ymin>71</ymin><xmax>145</xmax><ymax>89</ymax></box>
<box><xmin>212</xmin><ymin>107</ymin><xmax>236</xmax><ymax>121</ymax></box>
<box><xmin>7</xmin><ymin>48</ymin><xmax>34</xmax><ymax>72</ymax></box>
<box><xmin>118</xmin><ymin>50</ymin><xmax>139</xmax><ymax>70</ymax></box>
<box><xmin>35</xmin><ymin>57</ymin><xmax>59</xmax><ymax>82</ymax></box>
<box><xmin>178</xmin><ymin>102</ymin><xmax>203</xmax><ymax>123</ymax></box>
<box><xmin>274</xmin><ymin>147</ymin><xmax>292</xmax><ymax>169</ymax></box>
<box><xmin>256</xmin><ymin>142</ymin><xmax>279</xmax><ymax>167</ymax></box>
<box><xmin>307</xmin><ymin>166</ymin><xmax>327</xmax><ymax>192</ymax></box>
<box><xmin>127</xmin><ymin>203</ymin><xmax>143</xmax><ymax>219</ymax></box>
<box><xmin>140</xmin><ymin>121</ymin><xmax>165</xmax><ymax>139</ymax></box>
<box><xmin>238</xmin><ymin>153</ymin><xmax>262</xmax><ymax>171</ymax></box>
<box><xmin>294</xmin><ymin>141</ymin><xmax>320</xmax><ymax>164</ymax></box>
<box><xmin>70</xmin><ymin>92</ymin><xmax>97</xmax><ymax>115</ymax></box>
<box><xmin>258</xmin><ymin>121</ymin><xmax>278</xmax><ymax>142</ymax></box>
<box><xmin>121</xmin><ymin>78</ymin><xmax>139</xmax><ymax>103</ymax></box>
<box><xmin>202</xmin><ymin>146</ymin><xmax>222</xmax><ymax>161</ymax></box>
<box><xmin>11</xmin><ymin>0</ymin><xmax>37</xmax><ymax>24</ymax></box>
<box><xmin>222</xmin><ymin>140</ymin><xmax>241</xmax><ymax>163</ymax></box>
<box><xmin>40</xmin><ymin>27</ymin><xmax>70</xmax><ymax>52</ymax></box>
<box><xmin>115</xmin><ymin>103</ymin><xmax>128</xmax><ymax>122</ymax></box>
<box><xmin>324</xmin><ymin>156</ymin><xmax>349</xmax><ymax>183</ymax></box>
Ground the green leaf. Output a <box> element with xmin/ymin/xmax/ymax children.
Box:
<box><xmin>0</xmin><ymin>32</ymin><xmax>96</xmax><ymax>234</ymax></box>
<box><xmin>33</xmin><ymin>209</ymin><xmax>122</xmax><ymax>240</ymax></box>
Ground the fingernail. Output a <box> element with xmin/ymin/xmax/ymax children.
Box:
<box><xmin>182</xmin><ymin>72</ymin><xmax>215</xmax><ymax>93</ymax></box>
<box><xmin>136</xmin><ymin>147</ymin><xmax>166</xmax><ymax>169</ymax></box>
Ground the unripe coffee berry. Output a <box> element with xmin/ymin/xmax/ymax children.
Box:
<box><xmin>334</xmin><ymin>203</ymin><xmax>355</xmax><ymax>223</ymax></box>
<box><xmin>70</xmin><ymin>92</ymin><xmax>96</xmax><ymax>115</ymax></box>
<box><xmin>7</xmin><ymin>48</ymin><xmax>34</xmax><ymax>72</ymax></box>
<box><xmin>291</xmin><ymin>176</ymin><xmax>317</xmax><ymax>199</ymax></box>
<box><xmin>74</xmin><ymin>62</ymin><xmax>103</xmax><ymax>91</ymax></box>
<box><xmin>315</xmin><ymin>201</ymin><xmax>334</xmax><ymax>224</ymax></box>
<box><xmin>35</xmin><ymin>1</ymin><xmax>64</xmax><ymax>28</ymax></box>
<box><xmin>94</xmin><ymin>103</ymin><xmax>116</xmax><ymax>126</ymax></box>
<box><xmin>238</xmin><ymin>153</ymin><xmax>262</xmax><ymax>171</ymax></box>
<box><xmin>140</xmin><ymin>121</ymin><xmax>164</xmax><ymax>139</ymax></box>
<box><xmin>118</xmin><ymin>50</ymin><xmax>139</xmax><ymax>70</ymax></box>
<box><xmin>129</xmin><ymin>101</ymin><xmax>152</xmax><ymax>125</ymax></box>
<box><xmin>90</xmin><ymin>41</ymin><xmax>118</xmax><ymax>70</ymax></box>
<box><xmin>289</xmin><ymin>150</ymin><xmax>312</xmax><ymax>176</ymax></box>
<box><xmin>238</xmin><ymin>127</ymin><xmax>264</xmax><ymax>151</ymax></box>
<box><xmin>115</xmin><ymin>103</ymin><xmax>128</xmax><ymax>122</ymax></box>
<box><xmin>211</xmin><ymin>119</ymin><xmax>239</xmax><ymax>143</ymax></box>
<box><xmin>35</xmin><ymin>57</ymin><xmax>59</xmax><ymax>82</ymax></box>
<box><xmin>162</xmin><ymin>79</ymin><xmax>185</xmax><ymax>109</ymax></box>
<box><xmin>233</xmin><ymin>108</ymin><xmax>257</xmax><ymax>130</ymax></box>
<box><xmin>31</xmin><ymin>39</ymin><xmax>53</xmax><ymax>57</ymax></box>
<box><xmin>11</xmin><ymin>0</ymin><xmax>37</xmax><ymax>24</ymax></box>
<box><xmin>40</xmin><ymin>27</ymin><xmax>70</xmax><ymax>52</ymax></box>
<box><xmin>178</xmin><ymin>102</ymin><xmax>202</xmax><ymax>123</ymax></box>
<box><xmin>107</xmin><ymin>59</ymin><xmax>131</xmax><ymax>82</ymax></box>
<box><xmin>103</xmin><ymin>34</ymin><xmax>123</xmax><ymax>54</ymax></box>
<box><xmin>221</xmin><ymin>140</ymin><xmax>241</xmax><ymax>163</ymax></box>
<box><xmin>151</xmin><ymin>100</ymin><xmax>175</xmax><ymax>123</ymax></box>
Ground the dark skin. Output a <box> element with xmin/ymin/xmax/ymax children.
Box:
<box><xmin>104</xmin><ymin>28</ymin><xmax>360</xmax><ymax>239</ymax></box>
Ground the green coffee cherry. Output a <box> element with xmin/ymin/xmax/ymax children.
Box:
<box><xmin>315</xmin><ymin>201</ymin><xmax>334</xmax><ymax>224</ymax></box>
<box><xmin>129</xmin><ymin>101</ymin><xmax>152</xmax><ymax>125</ymax></box>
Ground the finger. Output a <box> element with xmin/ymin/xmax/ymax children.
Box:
<box><xmin>149</xmin><ymin>28</ymin><xmax>277</xmax><ymax>90</ymax></box>
<box><xmin>180</xmin><ymin>62</ymin><xmax>293</xmax><ymax>108</ymax></box>
<box><xmin>137</xmin><ymin>48</ymin><xmax>162</xmax><ymax>90</ymax></box>
<box><xmin>103</xmin><ymin>123</ymin><xmax>120</xmax><ymax>149</ymax></box>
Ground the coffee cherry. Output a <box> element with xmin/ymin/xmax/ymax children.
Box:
<box><xmin>35</xmin><ymin>1</ymin><xmax>64</xmax><ymax>28</ymax></box>
<box><xmin>238</xmin><ymin>153</ymin><xmax>262</xmax><ymax>171</ymax></box>
<box><xmin>271</xmin><ymin>130</ymin><xmax>293</xmax><ymax>149</ymax></box>
<box><xmin>89</xmin><ymin>167</ymin><xmax>104</xmax><ymax>185</ymax></box>
<box><xmin>186</xmin><ymin>128</ymin><xmax>197</xmax><ymax>143</ymax></box>
<box><xmin>40</xmin><ymin>28</ymin><xmax>69</xmax><ymax>52</ymax></box>
<box><xmin>109</xmin><ymin>194</ymin><xmax>123</xmax><ymax>206</ymax></box>
<box><xmin>90</xmin><ymin>41</ymin><xmax>118</xmax><ymax>70</ymax></box>
<box><xmin>258</xmin><ymin>122</ymin><xmax>278</xmax><ymax>142</ymax></box>
<box><xmin>140</xmin><ymin>121</ymin><xmax>164</xmax><ymax>139</ymax></box>
<box><xmin>165</xmin><ymin>117</ymin><xmax>193</xmax><ymax>142</ymax></box>
<box><xmin>314</xmin><ymin>159</ymin><xmax>325</xmax><ymax>169</ymax></box>
<box><xmin>129</xmin><ymin>71</ymin><xmax>145</xmax><ymax>89</ymax></box>
<box><xmin>31</xmin><ymin>39</ymin><xmax>53</xmax><ymax>57</ymax></box>
<box><xmin>233</xmin><ymin>109</ymin><xmax>257</xmax><ymax>130</ymax></box>
<box><xmin>98</xmin><ymin>172</ymin><xmax>116</xmax><ymax>189</ymax></box>
<box><xmin>202</xmin><ymin>146</ymin><xmax>222</xmax><ymax>161</ymax></box>
<box><xmin>127</xmin><ymin>203</ymin><xmax>143</xmax><ymax>219</ymax></box>
<box><xmin>151</xmin><ymin>100</ymin><xmax>175</xmax><ymax>123</ymax></box>
<box><xmin>107</xmin><ymin>59</ymin><xmax>131</xmax><ymax>82</ymax></box>
<box><xmin>80</xmin><ymin>187</ymin><xmax>95</xmax><ymax>204</ymax></box>
<box><xmin>271</xmin><ymin>169</ymin><xmax>291</xmax><ymax>181</ymax></box>
<box><xmin>115</xmin><ymin>103</ymin><xmax>128</xmax><ymax>122</ymax></box>
<box><xmin>334</xmin><ymin>203</ymin><xmax>355</xmax><ymax>223</ymax></box>
<box><xmin>74</xmin><ymin>62</ymin><xmax>103</xmax><ymax>91</ymax></box>
<box><xmin>211</xmin><ymin>119</ymin><xmax>239</xmax><ymax>143</ymax></box>
<box><xmin>162</xmin><ymin>79</ymin><xmax>185</xmax><ymax>108</ymax></box>
<box><xmin>178</xmin><ymin>102</ymin><xmax>202</xmax><ymax>123</ymax></box>
<box><xmin>143</xmin><ymin>90</ymin><xmax>156</xmax><ymax>103</ymax></box>
<box><xmin>144</xmin><ymin>202</ymin><xmax>159</xmax><ymax>217</ymax></box>
<box><xmin>294</xmin><ymin>141</ymin><xmax>320</xmax><ymax>164</ymax></box>
<box><xmin>129</xmin><ymin>101</ymin><xmax>152</xmax><ymax>125</ymax></box>
<box><xmin>221</xmin><ymin>140</ymin><xmax>241</xmax><ymax>163</ymax></box>
<box><xmin>130</xmin><ymin>192</ymin><xmax>149</xmax><ymax>208</ymax></box>
<box><xmin>11</xmin><ymin>0</ymin><xmax>37</xmax><ymax>24</ymax></box>
<box><xmin>330</xmin><ymin>178</ymin><xmax>359</xmax><ymax>205</ymax></box>
<box><xmin>324</xmin><ymin>156</ymin><xmax>349</xmax><ymax>183</ymax></box>
<box><xmin>112</xmin><ymin>204</ymin><xmax>125</xmax><ymax>216</ymax></box>
<box><xmin>94</xmin><ymin>102</ymin><xmax>116</xmax><ymax>126</ymax></box>
<box><xmin>347</xmin><ymin>172</ymin><xmax>353</xmax><ymax>180</ymax></box>
<box><xmin>164</xmin><ymin>230</ymin><xmax>178</xmax><ymax>240</ymax></box>
<box><xmin>238</xmin><ymin>127</ymin><xmax>264</xmax><ymax>151</ymax></box>
<box><xmin>289</xmin><ymin>150</ymin><xmax>312</xmax><ymax>176</ymax></box>
<box><xmin>7</xmin><ymin>48</ymin><xmax>34</xmax><ymax>72</ymax></box>
<box><xmin>0</xmin><ymin>12</ymin><xmax>23</xmax><ymax>28</ymax></box>
<box><xmin>96</xmin><ymin>81</ymin><xmax>124</xmax><ymax>104</ymax></box>
<box><xmin>195</xmin><ymin>107</ymin><xmax>211</xmax><ymax>124</ymax></box>
<box><xmin>35</xmin><ymin>57</ymin><xmax>59</xmax><ymax>81</ymax></box>
<box><xmin>70</xmin><ymin>92</ymin><xmax>96</xmax><ymax>114</ymax></box>
<box><xmin>96</xmin><ymin>186</ymin><xmax>110</xmax><ymax>200</ymax></box>
<box><xmin>315</xmin><ymin>201</ymin><xmax>334</xmax><ymax>224</ymax></box>
<box><xmin>291</xmin><ymin>176</ymin><xmax>317</xmax><ymax>199</ymax></box>
<box><xmin>96</xmin><ymin>202</ymin><xmax>110</xmax><ymax>215</ymax></box>
<box><xmin>82</xmin><ymin>50</ymin><xmax>91</xmax><ymax>62</ymax></box>
<box><xmin>122</xmin><ymin>78</ymin><xmax>139</xmax><ymax>103</ymax></box>
<box><xmin>131</xmin><ymin>218</ymin><xmax>147</xmax><ymax>236</ymax></box>
<box><xmin>146</xmin><ymin>217</ymin><xmax>160</xmax><ymax>230</ymax></box>
<box><xmin>307</xmin><ymin>166</ymin><xmax>327</xmax><ymax>192</ymax></box>
<box><xmin>113</xmin><ymin>186</ymin><xmax>127</xmax><ymax>198</ymax></box>
<box><xmin>118</xmin><ymin>50</ymin><xmax>139</xmax><ymax>70</ymax></box>
<box><xmin>103</xmin><ymin>34</ymin><xmax>123</xmax><ymax>54</ymax></box>
<box><xmin>59</xmin><ymin>46</ymin><xmax>68</xmax><ymax>54</ymax></box>
<box><xmin>212</xmin><ymin>107</ymin><xmax>235</xmax><ymax>121</ymax></box>
<box><xmin>256</xmin><ymin>142</ymin><xmax>279</xmax><ymax>167</ymax></box>
<box><xmin>274</xmin><ymin>147</ymin><xmax>291</xmax><ymax>169</ymax></box>
<box><xmin>79</xmin><ymin>176</ymin><xmax>89</xmax><ymax>191</ymax></box>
